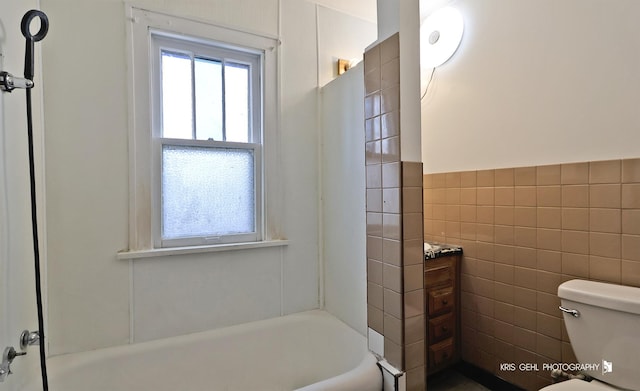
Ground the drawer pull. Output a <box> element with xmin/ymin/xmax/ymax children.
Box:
<box><xmin>442</xmin><ymin>299</ymin><xmax>448</xmax><ymax>305</ymax></box>
<box><xmin>442</xmin><ymin>352</ymin><xmax>448</xmax><ymax>359</ymax></box>
<box><xmin>441</xmin><ymin>326</ymin><xmax>448</xmax><ymax>332</ymax></box>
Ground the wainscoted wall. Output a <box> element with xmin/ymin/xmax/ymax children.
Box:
<box><xmin>364</xmin><ymin>33</ymin><xmax>426</xmax><ymax>390</ymax></box>
<box><xmin>423</xmin><ymin>158</ymin><xmax>640</xmax><ymax>390</ymax></box>
<box><xmin>321</xmin><ymin>63</ymin><xmax>368</xmax><ymax>337</ymax></box>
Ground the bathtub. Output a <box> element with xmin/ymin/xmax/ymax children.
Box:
<box><xmin>24</xmin><ymin>310</ymin><xmax>382</xmax><ymax>391</ymax></box>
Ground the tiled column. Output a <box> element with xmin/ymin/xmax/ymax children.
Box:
<box><xmin>365</xmin><ymin>32</ymin><xmax>426</xmax><ymax>391</ymax></box>
<box><xmin>402</xmin><ymin>162</ymin><xmax>426</xmax><ymax>390</ymax></box>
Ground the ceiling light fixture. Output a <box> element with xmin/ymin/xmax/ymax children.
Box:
<box><xmin>420</xmin><ymin>6</ymin><xmax>464</xmax><ymax>69</ymax></box>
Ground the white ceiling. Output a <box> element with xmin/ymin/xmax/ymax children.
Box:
<box><xmin>310</xmin><ymin>0</ymin><xmax>377</xmax><ymax>23</ymax></box>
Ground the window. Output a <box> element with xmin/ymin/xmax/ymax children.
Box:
<box><xmin>126</xmin><ymin>8</ymin><xmax>280</xmax><ymax>254</ymax></box>
<box><xmin>152</xmin><ymin>34</ymin><xmax>262</xmax><ymax>247</ymax></box>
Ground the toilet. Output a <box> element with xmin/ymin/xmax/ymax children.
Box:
<box><xmin>540</xmin><ymin>279</ymin><xmax>640</xmax><ymax>390</ymax></box>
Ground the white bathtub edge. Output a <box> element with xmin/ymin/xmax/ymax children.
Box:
<box><xmin>295</xmin><ymin>351</ymin><xmax>382</xmax><ymax>391</ymax></box>
<box><xmin>25</xmin><ymin>310</ymin><xmax>380</xmax><ymax>391</ymax></box>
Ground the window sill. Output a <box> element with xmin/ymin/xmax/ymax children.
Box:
<box><xmin>117</xmin><ymin>240</ymin><xmax>289</xmax><ymax>260</ymax></box>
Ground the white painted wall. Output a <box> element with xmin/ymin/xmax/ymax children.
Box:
<box><xmin>421</xmin><ymin>0</ymin><xmax>640</xmax><ymax>173</ymax></box>
<box><xmin>132</xmin><ymin>248</ymin><xmax>284</xmax><ymax>342</ymax></box>
<box><xmin>373</xmin><ymin>0</ymin><xmax>423</xmax><ymax>163</ymax></box>
<box><xmin>317</xmin><ymin>6</ymin><xmax>376</xmax><ymax>87</ymax></box>
<box><xmin>37</xmin><ymin>0</ymin><xmax>376</xmax><ymax>355</ymax></box>
<box><xmin>314</xmin><ymin>0</ymin><xmax>377</xmax><ymax>23</ymax></box>
<box><xmin>376</xmin><ymin>0</ymin><xmax>400</xmax><ymax>42</ymax></box>
<box><xmin>398</xmin><ymin>0</ymin><xmax>422</xmax><ymax>162</ymax></box>
<box><xmin>0</xmin><ymin>2</ymin><xmax>47</xmax><ymax>389</ymax></box>
<box><xmin>321</xmin><ymin>64</ymin><xmax>367</xmax><ymax>336</ymax></box>
<box><xmin>40</xmin><ymin>0</ymin><xmax>132</xmax><ymax>355</ymax></box>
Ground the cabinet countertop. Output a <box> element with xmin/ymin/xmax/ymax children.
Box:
<box><xmin>424</xmin><ymin>242</ymin><xmax>463</xmax><ymax>261</ymax></box>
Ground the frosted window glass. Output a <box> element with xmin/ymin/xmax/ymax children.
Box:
<box><xmin>161</xmin><ymin>51</ymin><xmax>193</xmax><ymax>139</ymax></box>
<box><xmin>225</xmin><ymin>63</ymin><xmax>250</xmax><ymax>143</ymax></box>
<box><xmin>195</xmin><ymin>58</ymin><xmax>223</xmax><ymax>141</ymax></box>
<box><xmin>162</xmin><ymin>145</ymin><xmax>255</xmax><ymax>239</ymax></box>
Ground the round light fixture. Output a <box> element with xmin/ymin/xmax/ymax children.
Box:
<box><xmin>420</xmin><ymin>6</ymin><xmax>464</xmax><ymax>69</ymax></box>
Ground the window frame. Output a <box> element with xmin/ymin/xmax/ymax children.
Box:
<box><xmin>151</xmin><ymin>33</ymin><xmax>262</xmax><ymax>143</ymax></box>
<box><xmin>150</xmin><ymin>33</ymin><xmax>263</xmax><ymax>247</ymax></box>
<box><xmin>125</xmin><ymin>6</ymin><xmax>281</xmax><ymax>255</ymax></box>
<box><xmin>157</xmin><ymin>138</ymin><xmax>262</xmax><ymax>247</ymax></box>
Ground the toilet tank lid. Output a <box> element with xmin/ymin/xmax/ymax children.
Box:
<box><xmin>558</xmin><ymin>280</ymin><xmax>640</xmax><ymax>315</ymax></box>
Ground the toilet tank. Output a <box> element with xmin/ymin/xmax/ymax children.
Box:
<box><xmin>558</xmin><ymin>279</ymin><xmax>640</xmax><ymax>390</ymax></box>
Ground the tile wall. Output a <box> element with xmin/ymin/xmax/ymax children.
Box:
<box><xmin>364</xmin><ymin>33</ymin><xmax>426</xmax><ymax>391</ymax></box>
<box><xmin>423</xmin><ymin>158</ymin><xmax>640</xmax><ymax>390</ymax></box>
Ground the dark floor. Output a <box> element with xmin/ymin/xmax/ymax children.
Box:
<box><xmin>427</xmin><ymin>362</ymin><xmax>525</xmax><ymax>391</ymax></box>
<box><xmin>427</xmin><ymin>369</ymin><xmax>490</xmax><ymax>391</ymax></box>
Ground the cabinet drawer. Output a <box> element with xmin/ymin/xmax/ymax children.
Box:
<box><xmin>428</xmin><ymin>287</ymin><xmax>454</xmax><ymax>315</ymax></box>
<box><xmin>429</xmin><ymin>338</ymin><xmax>454</xmax><ymax>367</ymax></box>
<box><xmin>428</xmin><ymin>313</ymin><xmax>454</xmax><ymax>342</ymax></box>
<box><xmin>425</xmin><ymin>264</ymin><xmax>453</xmax><ymax>285</ymax></box>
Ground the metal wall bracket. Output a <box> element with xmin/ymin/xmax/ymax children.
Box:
<box><xmin>0</xmin><ymin>71</ymin><xmax>33</xmax><ymax>92</ymax></box>
<box><xmin>20</xmin><ymin>330</ymin><xmax>40</xmax><ymax>350</ymax></box>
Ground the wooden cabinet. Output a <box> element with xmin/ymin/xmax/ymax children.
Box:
<box><xmin>425</xmin><ymin>254</ymin><xmax>460</xmax><ymax>374</ymax></box>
